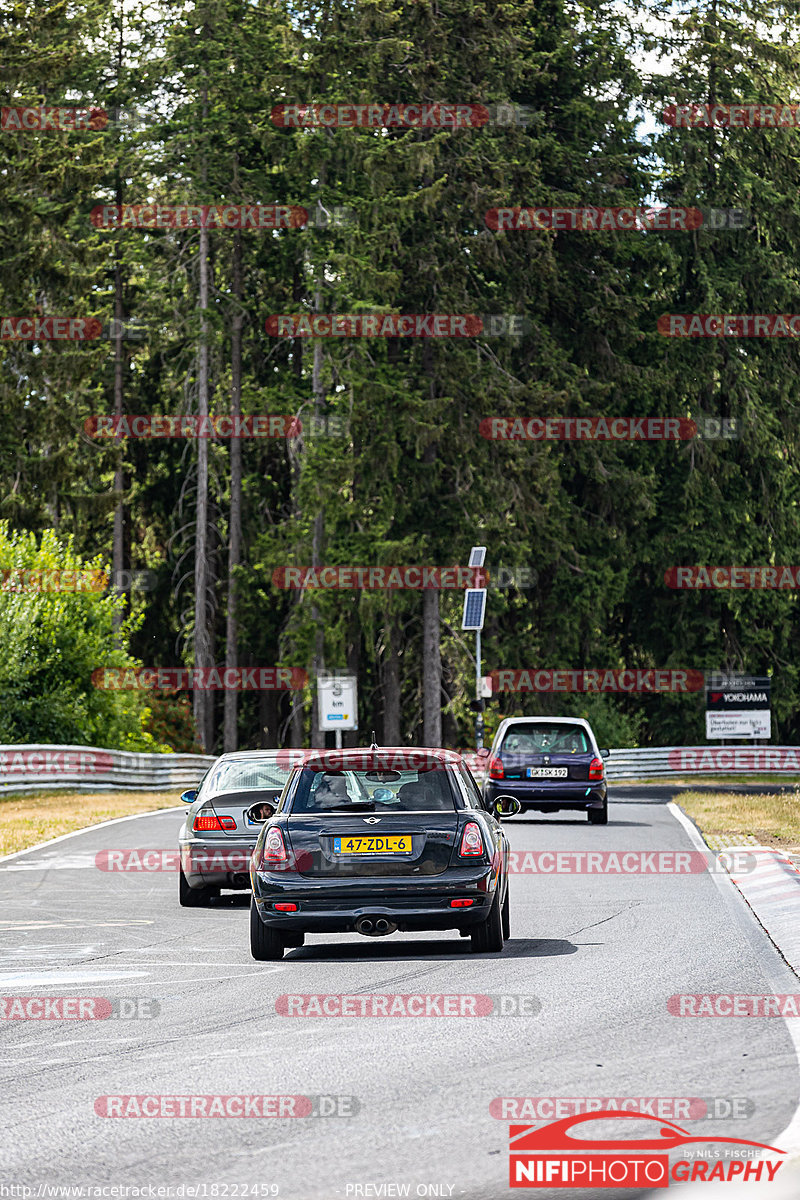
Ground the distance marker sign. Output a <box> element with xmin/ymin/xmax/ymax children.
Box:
<box><xmin>317</xmin><ymin>674</ymin><xmax>358</xmax><ymax>731</ymax></box>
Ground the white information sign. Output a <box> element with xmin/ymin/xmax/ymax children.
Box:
<box><xmin>706</xmin><ymin>711</ymin><xmax>771</xmax><ymax>739</ymax></box>
<box><xmin>317</xmin><ymin>674</ymin><xmax>358</xmax><ymax>731</ymax></box>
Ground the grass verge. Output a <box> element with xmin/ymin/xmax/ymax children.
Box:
<box><xmin>0</xmin><ymin>790</ymin><xmax>182</xmax><ymax>858</ymax></box>
<box><xmin>675</xmin><ymin>787</ymin><xmax>800</xmax><ymax>855</ymax></box>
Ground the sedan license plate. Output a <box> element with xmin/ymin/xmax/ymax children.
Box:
<box><xmin>333</xmin><ymin>835</ymin><xmax>412</xmax><ymax>855</ymax></box>
<box><xmin>526</xmin><ymin>767</ymin><xmax>568</xmax><ymax>778</ymax></box>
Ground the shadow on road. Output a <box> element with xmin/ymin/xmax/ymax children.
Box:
<box><xmin>283</xmin><ymin>936</ymin><xmax>578</xmax><ymax>961</ymax></box>
<box><xmin>509</xmin><ymin>817</ymin><xmax>648</xmax><ymax>828</ymax></box>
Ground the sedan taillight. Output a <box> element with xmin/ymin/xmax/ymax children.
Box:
<box><xmin>192</xmin><ymin>811</ymin><xmax>236</xmax><ymax>832</ymax></box>
<box><xmin>459</xmin><ymin>822</ymin><xmax>484</xmax><ymax>857</ymax></box>
<box><xmin>488</xmin><ymin>756</ymin><xmax>505</xmax><ymax>780</ymax></box>
<box><xmin>588</xmin><ymin>757</ymin><xmax>604</xmax><ymax>781</ymax></box>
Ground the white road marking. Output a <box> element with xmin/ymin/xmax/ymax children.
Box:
<box><xmin>0</xmin><ymin>969</ymin><xmax>149</xmax><ymax>986</ymax></box>
<box><xmin>0</xmin><ymin>807</ymin><xmax>184</xmax><ymax>865</ymax></box>
<box><xmin>0</xmin><ymin>921</ymin><xmax>154</xmax><ymax>930</ymax></box>
<box><xmin>668</xmin><ymin>801</ymin><xmax>800</xmax><ymax>1161</ymax></box>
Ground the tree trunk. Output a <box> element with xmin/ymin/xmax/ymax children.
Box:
<box><xmin>383</xmin><ymin>620</ymin><xmax>401</xmax><ymax>744</ymax></box>
<box><xmin>111</xmin><ymin>18</ymin><xmax>126</xmax><ymax>642</ymax></box>
<box><xmin>223</xmin><ymin>229</ymin><xmax>243</xmax><ymax>752</ymax></box>
<box><xmin>193</xmin><ymin>221</ymin><xmax>212</xmax><ymax>750</ymax></box>
<box><xmin>422</xmin><ymin>589</ymin><xmax>442</xmax><ymax>746</ymax></box>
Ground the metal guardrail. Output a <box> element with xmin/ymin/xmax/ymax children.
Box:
<box><xmin>0</xmin><ymin>745</ymin><xmax>216</xmax><ymax>795</ymax></box>
<box><xmin>463</xmin><ymin>745</ymin><xmax>800</xmax><ymax>783</ymax></box>
<box><xmin>604</xmin><ymin>745</ymin><xmax>800</xmax><ymax>780</ymax></box>
<box><xmin>1</xmin><ymin>743</ymin><xmax>799</xmax><ymax>796</ymax></box>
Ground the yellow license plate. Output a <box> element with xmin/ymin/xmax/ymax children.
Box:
<box><xmin>332</xmin><ymin>835</ymin><xmax>412</xmax><ymax>854</ymax></box>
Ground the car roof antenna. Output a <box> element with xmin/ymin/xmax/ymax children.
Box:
<box><xmin>370</xmin><ymin>731</ymin><xmax>379</xmax><ymax>749</ymax></box>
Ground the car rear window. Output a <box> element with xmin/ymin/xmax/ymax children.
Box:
<box><xmin>204</xmin><ymin>760</ymin><xmax>292</xmax><ymax>795</ymax></box>
<box><xmin>500</xmin><ymin>724</ymin><xmax>590</xmax><ymax>755</ymax></box>
<box><xmin>290</xmin><ymin>768</ymin><xmax>457</xmax><ymax>813</ymax></box>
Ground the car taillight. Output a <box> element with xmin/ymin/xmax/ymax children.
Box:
<box><xmin>459</xmin><ymin>822</ymin><xmax>484</xmax><ymax>857</ymax></box>
<box><xmin>262</xmin><ymin>826</ymin><xmax>288</xmax><ymax>865</ymax></box>
<box><xmin>449</xmin><ymin>898</ymin><xmax>474</xmax><ymax>908</ymax></box>
<box><xmin>274</xmin><ymin>902</ymin><xmax>297</xmax><ymax>912</ymax></box>
<box><xmin>488</xmin><ymin>756</ymin><xmax>504</xmax><ymax>780</ymax></box>
<box><xmin>588</xmin><ymin>757</ymin><xmax>604</xmax><ymax>781</ymax></box>
<box><xmin>192</xmin><ymin>811</ymin><xmax>236</xmax><ymax>832</ymax></box>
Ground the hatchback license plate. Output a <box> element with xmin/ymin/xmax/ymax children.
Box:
<box><xmin>526</xmin><ymin>767</ymin><xmax>568</xmax><ymax>778</ymax></box>
<box><xmin>333</xmin><ymin>835</ymin><xmax>412</xmax><ymax>854</ymax></box>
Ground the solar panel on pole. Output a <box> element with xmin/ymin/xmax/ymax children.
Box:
<box><xmin>462</xmin><ymin>588</ymin><xmax>487</xmax><ymax>631</ymax></box>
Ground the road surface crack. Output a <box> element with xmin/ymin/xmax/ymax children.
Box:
<box><xmin>565</xmin><ymin>903</ymin><xmax>641</xmax><ymax>938</ymax></box>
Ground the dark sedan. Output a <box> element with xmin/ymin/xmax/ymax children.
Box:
<box><xmin>249</xmin><ymin>746</ymin><xmax>520</xmax><ymax>960</ymax></box>
<box><xmin>481</xmin><ymin>717</ymin><xmax>609</xmax><ymax>823</ymax></box>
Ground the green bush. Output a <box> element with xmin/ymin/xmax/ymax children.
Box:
<box><xmin>0</xmin><ymin>522</ymin><xmax>172</xmax><ymax>751</ymax></box>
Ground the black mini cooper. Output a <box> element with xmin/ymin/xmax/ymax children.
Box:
<box><xmin>249</xmin><ymin>746</ymin><xmax>520</xmax><ymax>960</ymax></box>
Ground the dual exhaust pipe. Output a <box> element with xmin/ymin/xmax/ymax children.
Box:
<box><xmin>355</xmin><ymin>915</ymin><xmax>397</xmax><ymax>937</ymax></box>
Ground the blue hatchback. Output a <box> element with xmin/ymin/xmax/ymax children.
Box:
<box><xmin>481</xmin><ymin>717</ymin><xmax>609</xmax><ymax>823</ymax></box>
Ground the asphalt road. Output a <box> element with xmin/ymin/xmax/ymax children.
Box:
<box><xmin>1</xmin><ymin>786</ymin><xmax>799</xmax><ymax>1199</ymax></box>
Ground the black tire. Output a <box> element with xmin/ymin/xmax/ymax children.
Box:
<box><xmin>179</xmin><ymin>867</ymin><xmax>219</xmax><ymax>907</ymax></box>
<box><xmin>250</xmin><ymin>896</ymin><xmax>286</xmax><ymax>961</ymax></box>
<box><xmin>501</xmin><ymin>885</ymin><xmax>510</xmax><ymax>940</ymax></box>
<box><xmin>588</xmin><ymin>801</ymin><xmax>608</xmax><ymax>825</ymax></box>
<box><xmin>471</xmin><ymin>889</ymin><xmax>504</xmax><ymax>953</ymax></box>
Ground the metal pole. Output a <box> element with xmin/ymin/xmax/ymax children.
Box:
<box><xmin>335</xmin><ymin>729</ymin><xmax>342</xmax><ymax>750</ymax></box>
<box><xmin>476</xmin><ymin>627</ymin><xmax>481</xmax><ymax>701</ymax></box>
<box><xmin>475</xmin><ymin>627</ymin><xmax>484</xmax><ymax>750</ymax></box>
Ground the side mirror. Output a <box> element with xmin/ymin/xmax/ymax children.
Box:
<box><xmin>246</xmin><ymin>802</ymin><xmax>276</xmax><ymax>824</ymax></box>
<box><xmin>476</xmin><ymin>747</ymin><xmax>490</xmax><ymax>759</ymax></box>
<box><xmin>180</xmin><ymin>789</ymin><xmax>198</xmax><ymax>804</ymax></box>
<box><xmin>600</xmin><ymin>749</ymin><xmax>610</xmax><ymax>758</ymax></box>
<box><xmin>492</xmin><ymin>794</ymin><xmax>522</xmax><ymax>819</ymax></box>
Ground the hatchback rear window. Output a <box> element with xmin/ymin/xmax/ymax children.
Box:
<box><xmin>290</xmin><ymin>768</ymin><xmax>457</xmax><ymax>813</ymax></box>
<box><xmin>500</xmin><ymin>724</ymin><xmax>590</xmax><ymax>755</ymax></box>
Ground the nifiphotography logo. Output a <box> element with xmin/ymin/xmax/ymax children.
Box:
<box><xmin>508</xmin><ymin>1110</ymin><xmax>785</xmax><ymax>1188</ymax></box>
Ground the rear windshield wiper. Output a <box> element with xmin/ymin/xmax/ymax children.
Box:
<box><xmin>309</xmin><ymin>802</ymin><xmax>377</xmax><ymax>813</ymax></box>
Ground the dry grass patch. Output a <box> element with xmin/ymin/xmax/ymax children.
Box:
<box><xmin>676</xmin><ymin>788</ymin><xmax>800</xmax><ymax>855</ymax></box>
<box><xmin>0</xmin><ymin>790</ymin><xmax>182</xmax><ymax>857</ymax></box>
